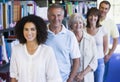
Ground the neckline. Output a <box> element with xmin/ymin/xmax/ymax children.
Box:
<box><xmin>24</xmin><ymin>44</ymin><xmax>41</xmax><ymax>57</ymax></box>
<box><xmin>87</xmin><ymin>27</ymin><xmax>100</xmax><ymax>36</ymax></box>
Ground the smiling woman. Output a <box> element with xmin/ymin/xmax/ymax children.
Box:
<box><xmin>10</xmin><ymin>15</ymin><xmax>62</xmax><ymax>82</ymax></box>
<box><xmin>86</xmin><ymin>7</ymin><xmax>108</xmax><ymax>82</ymax></box>
<box><xmin>68</xmin><ymin>13</ymin><xmax>98</xmax><ymax>82</ymax></box>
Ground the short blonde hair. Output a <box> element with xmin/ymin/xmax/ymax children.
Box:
<box><xmin>68</xmin><ymin>13</ymin><xmax>86</xmax><ymax>29</ymax></box>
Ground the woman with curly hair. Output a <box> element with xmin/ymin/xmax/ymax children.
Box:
<box><xmin>10</xmin><ymin>15</ymin><xmax>62</xmax><ymax>82</ymax></box>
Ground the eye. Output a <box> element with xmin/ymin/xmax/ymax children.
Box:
<box><xmin>31</xmin><ymin>28</ymin><xmax>36</xmax><ymax>31</ymax></box>
<box><xmin>58</xmin><ymin>14</ymin><xmax>60</xmax><ymax>16</ymax></box>
<box><xmin>24</xmin><ymin>28</ymin><xmax>28</xmax><ymax>31</ymax></box>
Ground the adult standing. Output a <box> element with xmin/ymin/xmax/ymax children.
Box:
<box><xmin>99</xmin><ymin>1</ymin><xmax>119</xmax><ymax>82</ymax></box>
<box><xmin>68</xmin><ymin>13</ymin><xmax>98</xmax><ymax>82</ymax></box>
<box><xmin>99</xmin><ymin>0</ymin><xmax>119</xmax><ymax>63</ymax></box>
<box><xmin>10</xmin><ymin>15</ymin><xmax>62</xmax><ymax>82</ymax></box>
<box><xmin>45</xmin><ymin>4</ymin><xmax>81</xmax><ymax>82</ymax></box>
<box><xmin>86</xmin><ymin>7</ymin><xmax>108</xmax><ymax>82</ymax></box>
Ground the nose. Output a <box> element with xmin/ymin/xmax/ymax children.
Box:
<box><xmin>77</xmin><ymin>22</ymin><xmax>82</xmax><ymax>28</ymax></box>
<box><xmin>91</xmin><ymin>15</ymin><xmax>96</xmax><ymax>19</ymax></box>
<box><xmin>76</xmin><ymin>24</ymin><xmax>80</xmax><ymax>28</ymax></box>
<box><xmin>100</xmin><ymin>7</ymin><xmax>106</xmax><ymax>12</ymax></box>
<box><xmin>28</xmin><ymin>30</ymin><xmax>32</xmax><ymax>34</ymax></box>
<box><xmin>53</xmin><ymin>15</ymin><xmax>58</xmax><ymax>20</ymax></box>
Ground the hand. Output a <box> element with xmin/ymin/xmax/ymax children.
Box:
<box><xmin>75</xmin><ymin>72</ymin><xmax>84</xmax><ymax>82</ymax></box>
<box><xmin>104</xmin><ymin>55</ymin><xmax>111</xmax><ymax>63</ymax></box>
<box><xmin>67</xmin><ymin>77</ymin><xmax>73</xmax><ymax>82</ymax></box>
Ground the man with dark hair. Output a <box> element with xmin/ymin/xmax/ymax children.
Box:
<box><xmin>99</xmin><ymin>1</ymin><xmax>119</xmax><ymax>82</ymax></box>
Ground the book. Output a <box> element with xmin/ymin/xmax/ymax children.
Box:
<box><xmin>7</xmin><ymin>1</ymin><xmax>13</xmax><ymax>28</ymax></box>
<box><xmin>13</xmin><ymin>1</ymin><xmax>21</xmax><ymax>23</ymax></box>
<box><xmin>36</xmin><ymin>6</ymin><xmax>48</xmax><ymax>21</ymax></box>
<box><xmin>20</xmin><ymin>1</ymin><xmax>28</xmax><ymax>17</ymax></box>
<box><xmin>3</xmin><ymin>2</ymin><xmax>8</xmax><ymax>29</ymax></box>
<box><xmin>0</xmin><ymin>35</ymin><xmax>2</xmax><ymax>63</ymax></box>
<box><xmin>27</xmin><ymin>1</ymin><xmax>35</xmax><ymax>15</ymax></box>
<box><xmin>1</xmin><ymin>35</ymin><xmax>9</xmax><ymax>63</ymax></box>
<box><xmin>0</xmin><ymin>2</ymin><xmax>3</xmax><ymax>30</ymax></box>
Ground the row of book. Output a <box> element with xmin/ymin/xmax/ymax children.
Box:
<box><xmin>65</xmin><ymin>1</ymin><xmax>97</xmax><ymax>17</ymax></box>
<box><xmin>0</xmin><ymin>1</ymin><xmax>97</xmax><ymax>30</ymax></box>
<box><xmin>0</xmin><ymin>1</ymin><xmax>36</xmax><ymax>30</ymax></box>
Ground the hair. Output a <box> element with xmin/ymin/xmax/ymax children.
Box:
<box><xmin>99</xmin><ymin>1</ymin><xmax>111</xmax><ymax>9</ymax></box>
<box><xmin>68</xmin><ymin>13</ymin><xmax>86</xmax><ymax>29</ymax></box>
<box><xmin>15</xmin><ymin>15</ymin><xmax>48</xmax><ymax>45</ymax></box>
<box><xmin>86</xmin><ymin>7</ymin><xmax>101</xmax><ymax>28</ymax></box>
<box><xmin>47</xmin><ymin>3</ymin><xmax>64</xmax><ymax>15</ymax></box>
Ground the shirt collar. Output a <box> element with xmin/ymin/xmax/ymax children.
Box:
<box><xmin>47</xmin><ymin>23</ymin><xmax>67</xmax><ymax>34</ymax></box>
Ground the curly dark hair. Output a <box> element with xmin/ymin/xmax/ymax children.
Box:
<box><xmin>15</xmin><ymin>15</ymin><xmax>48</xmax><ymax>45</ymax></box>
<box><xmin>86</xmin><ymin>7</ymin><xmax>101</xmax><ymax>28</ymax></box>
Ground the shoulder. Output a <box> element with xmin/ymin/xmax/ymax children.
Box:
<box><xmin>105</xmin><ymin>17</ymin><xmax>115</xmax><ymax>24</ymax></box>
<box><xmin>11</xmin><ymin>44</ymin><xmax>24</xmax><ymax>56</ymax></box>
<box><xmin>40</xmin><ymin>44</ymin><xmax>55</xmax><ymax>57</ymax></box>
<box><xmin>12</xmin><ymin>43</ymin><xmax>24</xmax><ymax>50</ymax></box>
<box><xmin>83</xmin><ymin>32</ymin><xmax>96</xmax><ymax>43</ymax></box>
<box><xmin>99</xmin><ymin>26</ymin><xmax>108</xmax><ymax>34</ymax></box>
<box><xmin>41</xmin><ymin>44</ymin><xmax>53</xmax><ymax>51</ymax></box>
<box><xmin>99</xmin><ymin>26</ymin><xmax>105</xmax><ymax>30</ymax></box>
<box><xmin>66</xmin><ymin>29</ymin><xmax>74</xmax><ymax>36</ymax></box>
<box><xmin>83</xmin><ymin>32</ymin><xmax>94</xmax><ymax>40</ymax></box>
<box><xmin>62</xmin><ymin>26</ymin><xmax>76</xmax><ymax>39</ymax></box>
<box><xmin>82</xmin><ymin>32</ymin><xmax>96</xmax><ymax>48</ymax></box>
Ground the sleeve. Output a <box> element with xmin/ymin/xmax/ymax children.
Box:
<box><xmin>102</xmin><ymin>26</ymin><xmax>108</xmax><ymax>36</ymax></box>
<box><xmin>88</xmin><ymin>37</ymin><xmax>98</xmax><ymax>71</ymax></box>
<box><xmin>110</xmin><ymin>21</ymin><xmax>119</xmax><ymax>38</ymax></box>
<box><xmin>70</xmin><ymin>32</ymin><xmax>81</xmax><ymax>59</ymax></box>
<box><xmin>10</xmin><ymin>46</ymin><xmax>18</xmax><ymax>80</ymax></box>
<box><xmin>46</xmin><ymin>47</ymin><xmax>62</xmax><ymax>82</ymax></box>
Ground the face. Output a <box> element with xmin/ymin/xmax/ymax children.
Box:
<box><xmin>72</xmin><ymin>19</ymin><xmax>84</xmax><ymax>33</ymax></box>
<box><xmin>23</xmin><ymin>22</ymin><xmax>37</xmax><ymax>43</ymax></box>
<box><xmin>99</xmin><ymin>3</ymin><xmax>110</xmax><ymax>17</ymax></box>
<box><xmin>88</xmin><ymin>14</ymin><xmax>98</xmax><ymax>25</ymax></box>
<box><xmin>48</xmin><ymin>8</ymin><xmax>64</xmax><ymax>28</ymax></box>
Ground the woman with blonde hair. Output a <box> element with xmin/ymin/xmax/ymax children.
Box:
<box><xmin>68</xmin><ymin>13</ymin><xmax>98</xmax><ymax>82</ymax></box>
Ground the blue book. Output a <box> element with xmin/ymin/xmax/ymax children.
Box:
<box><xmin>0</xmin><ymin>46</ymin><xmax>2</xmax><ymax>62</ymax></box>
<box><xmin>7</xmin><ymin>1</ymin><xmax>13</xmax><ymax>28</ymax></box>
<box><xmin>5</xmin><ymin>40</ymin><xmax>11</xmax><ymax>61</ymax></box>
<box><xmin>0</xmin><ymin>3</ymin><xmax>3</xmax><ymax>29</ymax></box>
